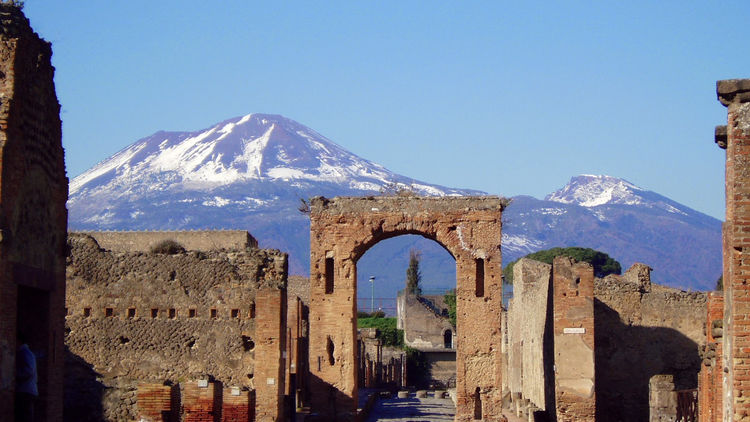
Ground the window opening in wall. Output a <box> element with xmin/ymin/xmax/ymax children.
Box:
<box><xmin>210</xmin><ymin>308</ymin><xmax>217</xmax><ymax>319</ymax></box>
<box><xmin>83</xmin><ymin>307</ymin><xmax>90</xmax><ymax>318</ymax></box>
<box><xmin>250</xmin><ymin>302</ymin><xmax>256</xmax><ymax>319</ymax></box>
<box><xmin>326</xmin><ymin>336</ymin><xmax>335</xmax><ymax>365</ymax></box>
<box><xmin>127</xmin><ymin>308</ymin><xmax>135</xmax><ymax>319</ymax></box>
<box><xmin>325</xmin><ymin>257</ymin><xmax>334</xmax><ymax>294</ymax></box>
<box><xmin>444</xmin><ymin>330</ymin><xmax>453</xmax><ymax>349</ymax></box>
<box><xmin>231</xmin><ymin>309</ymin><xmax>240</xmax><ymax>318</ymax></box>
<box><xmin>189</xmin><ymin>309</ymin><xmax>196</xmax><ymax>318</ymax></box>
<box><xmin>168</xmin><ymin>308</ymin><xmax>176</xmax><ymax>319</ymax></box>
<box><xmin>475</xmin><ymin>258</ymin><xmax>485</xmax><ymax>297</ymax></box>
<box><xmin>151</xmin><ymin>308</ymin><xmax>158</xmax><ymax>318</ymax></box>
<box><xmin>105</xmin><ymin>307</ymin><xmax>113</xmax><ymax>317</ymax></box>
<box><xmin>474</xmin><ymin>387</ymin><xmax>482</xmax><ymax>420</ymax></box>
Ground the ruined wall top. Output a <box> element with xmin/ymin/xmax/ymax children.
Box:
<box><xmin>0</xmin><ymin>4</ymin><xmax>45</xmax><ymax>43</ymax></box>
<box><xmin>309</xmin><ymin>195</ymin><xmax>507</xmax><ymax>215</ymax></box>
<box><xmin>73</xmin><ymin>230</ymin><xmax>258</xmax><ymax>253</ymax></box>
<box><xmin>717</xmin><ymin>79</ymin><xmax>750</xmax><ymax>106</ymax></box>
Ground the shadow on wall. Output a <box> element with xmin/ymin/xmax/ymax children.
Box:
<box><xmin>63</xmin><ymin>347</ymin><xmax>104</xmax><ymax>422</ymax></box>
<box><xmin>594</xmin><ymin>300</ymin><xmax>700</xmax><ymax>422</ymax></box>
<box><xmin>306</xmin><ymin>372</ymin><xmax>359</xmax><ymax>422</ymax></box>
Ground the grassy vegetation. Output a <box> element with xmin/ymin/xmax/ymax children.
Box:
<box><xmin>357</xmin><ymin>314</ymin><xmax>404</xmax><ymax>348</ymax></box>
<box><xmin>443</xmin><ymin>289</ymin><xmax>456</xmax><ymax>327</ymax></box>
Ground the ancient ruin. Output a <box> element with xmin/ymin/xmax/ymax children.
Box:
<box><xmin>0</xmin><ymin>4</ymin><xmax>68</xmax><ymax>421</ymax></box>
<box><xmin>308</xmin><ymin>195</ymin><xmax>505</xmax><ymax>421</ymax></box>
<box><xmin>64</xmin><ymin>231</ymin><xmax>296</xmax><ymax>421</ymax></box>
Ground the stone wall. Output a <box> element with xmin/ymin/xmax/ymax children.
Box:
<box><xmin>78</xmin><ymin>230</ymin><xmax>256</xmax><ymax>253</ymax></box>
<box><xmin>64</xmin><ymin>233</ymin><xmax>288</xmax><ymax>421</ymax></box>
<box><xmin>398</xmin><ymin>293</ymin><xmax>455</xmax><ymax>351</ymax></box>
<box><xmin>594</xmin><ymin>264</ymin><xmax>706</xmax><ymax>421</ymax></box>
<box><xmin>0</xmin><ymin>5</ymin><xmax>68</xmax><ymax>421</ymax></box>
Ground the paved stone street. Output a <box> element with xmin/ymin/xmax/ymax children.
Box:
<box><xmin>364</xmin><ymin>392</ymin><xmax>455</xmax><ymax>422</ymax></box>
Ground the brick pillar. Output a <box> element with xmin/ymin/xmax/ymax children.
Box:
<box><xmin>552</xmin><ymin>257</ymin><xmax>595</xmax><ymax>422</ymax></box>
<box><xmin>221</xmin><ymin>386</ymin><xmax>253</xmax><ymax>422</ymax></box>
<box><xmin>255</xmin><ymin>287</ymin><xmax>287</xmax><ymax>422</ymax></box>
<box><xmin>136</xmin><ymin>383</ymin><xmax>176</xmax><ymax>422</ymax></box>
<box><xmin>699</xmin><ymin>292</ymin><xmax>724</xmax><ymax>422</ymax></box>
<box><xmin>717</xmin><ymin>79</ymin><xmax>750</xmax><ymax>422</ymax></box>
<box><xmin>183</xmin><ymin>380</ymin><xmax>222</xmax><ymax>422</ymax></box>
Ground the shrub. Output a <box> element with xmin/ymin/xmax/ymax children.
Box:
<box><xmin>358</xmin><ymin>316</ymin><xmax>404</xmax><ymax>348</ymax></box>
<box><xmin>503</xmin><ymin>247</ymin><xmax>621</xmax><ymax>284</ymax></box>
<box><xmin>150</xmin><ymin>239</ymin><xmax>185</xmax><ymax>255</ymax></box>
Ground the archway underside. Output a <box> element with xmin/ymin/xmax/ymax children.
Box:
<box><xmin>308</xmin><ymin>196</ymin><xmax>506</xmax><ymax>421</ymax></box>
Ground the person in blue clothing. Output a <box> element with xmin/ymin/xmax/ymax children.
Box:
<box><xmin>15</xmin><ymin>330</ymin><xmax>37</xmax><ymax>422</ymax></box>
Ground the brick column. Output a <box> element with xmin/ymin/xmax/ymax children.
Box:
<box><xmin>552</xmin><ymin>257</ymin><xmax>595</xmax><ymax>421</ymax></box>
<box><xmin>717</xmin><ymin>79</ymin><xmax>750</xmax><ymax>422</ymax></box>
<box><xmin>699</xmin><ymin>292</ymin><xmax>724</xmax><ymax>422</ymax></box>
<box><xmin>136</xmin><ymin>383</ymin><xmax>176</xmax><ymax>422</ymax></box>
<box><xmin>255</xmin><ymin>287</ymin><xmax>287</xmax><ymax>421</ymax></box>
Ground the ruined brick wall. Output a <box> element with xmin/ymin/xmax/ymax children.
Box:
<box><xmin>309</xmin><ymin>195</ymin><xmax>505</xmax><ymax>421</ymax></box>
<box><xmin>594</xmin><ymin>264</ymin><xmax>706</xmax><ymax>421</ymax></box>
<box><xmin>79</xmin><ymin>230</ymin><xmax>256</xmax><ymax>253</ymax></box>
<box><xmin>699</xmin><ymin>292</ymin><xmax>723</xmax><ymax>422</ymax></box>
<box><xmin>716</xmin><ymin>79</ymin><xmax>750</xmax><ymax>422</ymax></box>
<box><xmin>0</xmin><ymin>5</ymin><xmax>68</xmax><ymax>421</ymax></box>
<box><xmin>64</xmin><ymin>234</ymin><xmax>287</xmax><ymax>421</ymax></box>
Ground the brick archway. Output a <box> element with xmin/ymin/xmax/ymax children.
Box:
<box><xmin>308</xmin><ymin>196</ymin><xmax>506</xmax><ymax>421</ymax></box>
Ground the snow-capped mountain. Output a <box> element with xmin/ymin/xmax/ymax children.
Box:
<box><xmin>501</xmin><ymin>175</ymin><xmax>721</xmax><ymax>290</ymax></box>
<box><xmin>68</xmin><ymin>114</ymin><xmax>722</xmax><ymax>292</ymax></box>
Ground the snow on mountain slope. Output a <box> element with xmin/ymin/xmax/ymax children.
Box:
<box><xmin>69</xmin><ymin>113</ymin><xmax>478</xmax><ymax>214</ymax></box>
<box><xmin>545</xmin><ymin>174</ymin><xmax>692</xmax><ymax>217</ymax></box>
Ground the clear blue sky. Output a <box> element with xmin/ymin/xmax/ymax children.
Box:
<box><xmin>24</xmin><ymin>1</ymin><xmax>750</xmax><ymax>219</ymax></box>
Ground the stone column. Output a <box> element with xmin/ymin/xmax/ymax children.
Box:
<box><xmin>552</xmin><ymin>257</ymin><xmax>595</xmax><ymax>422</ymax></box>
<box><xmin>717</xmin><ymin>79</ymin><xmax>750</xmax><ymax>422</ymax></box>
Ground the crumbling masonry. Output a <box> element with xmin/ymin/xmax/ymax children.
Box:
<box><xmin>0</xmin><ymin>5</ymin><xmax>68</xmax><ymax>421</ymax></box>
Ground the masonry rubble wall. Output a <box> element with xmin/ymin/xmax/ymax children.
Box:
<box><xmin>0</xmin><ymin>5</ymin><xmax>68</xmax><ymax>421</ymax></box>
<box><xmin>64</xmin><ymin>233</ymin><xmax>288</xmax><ymax>421</ymax></box>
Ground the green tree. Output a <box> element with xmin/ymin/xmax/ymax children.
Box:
<box><xmin>444</xmin><ymin>289</ymin><xmax>457</xmax><ymax>327</ymax></box>
<box><xmin>405</xmin><ymin>249</ymin><xmax>422</xmax><ymax>295</ymax></box>
<box><xmin>503</xmin><ymin>247</ymin><xmax>622</xmax><ymax>284</ymax></box>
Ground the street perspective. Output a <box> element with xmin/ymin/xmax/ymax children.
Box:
<box><xmin>0</xmin><ymin>1</ymin><xmax>749</xmax><ymax>421</ymax></box>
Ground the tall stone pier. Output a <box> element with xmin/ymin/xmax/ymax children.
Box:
<box><xmin>0</xmin><ymin>5</ymin><xmax>68</xmax><ymax>422</ymax></box>
<box><xmin>716</xmin><ymin>79</ymin><xmax>750</xmax><ymax>422</ymax></box>
<box><xmin>308</xmin><ymin>196</ymin><xmax>505</xmax><ymax>421</ymax></box>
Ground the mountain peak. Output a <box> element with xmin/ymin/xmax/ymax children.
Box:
<box><xmin>545</xmin><ymin>175</ymin><xmax>644</xmax><ymax>207</ymax></box>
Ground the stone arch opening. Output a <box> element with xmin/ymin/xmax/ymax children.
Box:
<box><xmin>308</xmin><ymin>195</ymin><xmax>505</xmax><ymax>420</ymax></box>
<box><xmin>444</xmin><ymin>329</ymin><xmax>454</xmax><ymax>349</ymax></box>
